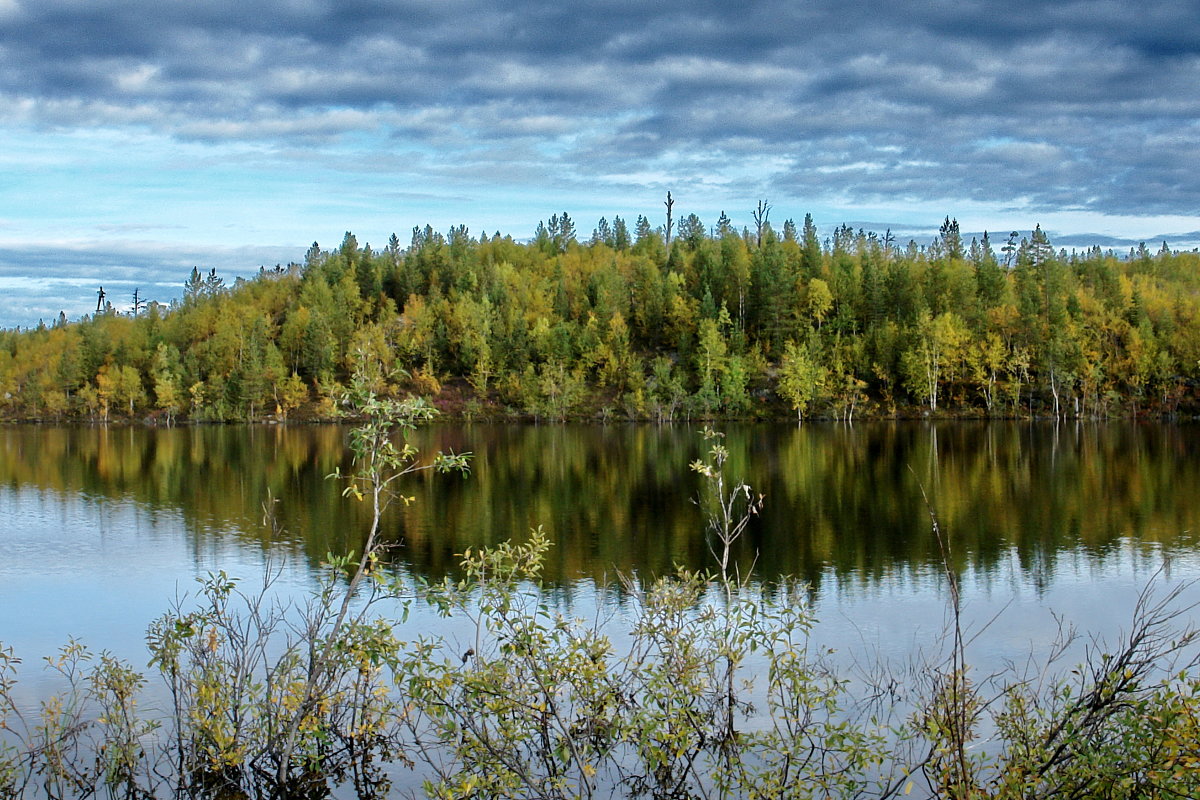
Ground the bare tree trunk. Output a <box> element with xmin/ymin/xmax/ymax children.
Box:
<box><xmin>664</xmin><ymin>191</ymin><xmax>674</xmax><ymax>251</ymax></box>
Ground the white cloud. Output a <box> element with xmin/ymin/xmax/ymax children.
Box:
<box><xmin>975</xmin><ymin>139</ymin><xmax>1065</xmax><ymax>166</ymax></box>
<box><xmin>113</xmin><ymin>64</ymin><xmax>161</xmax><ymax>93</ymax></box>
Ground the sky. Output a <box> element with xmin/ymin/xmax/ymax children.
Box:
<box><xmin>1</xmin><ymin>0</ymin><xmax>1198</xmax><ymax>329</ymax></box>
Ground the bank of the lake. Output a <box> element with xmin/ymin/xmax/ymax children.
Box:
<box><xmin>5</xmin><ymin>220</ymin><xmax>1200</xmax><ymax>427</ymax></box>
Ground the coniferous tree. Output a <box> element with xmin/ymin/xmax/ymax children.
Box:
<box><xmin>613</xmin><ymin>217</ymin><xmax>631</xmax><ymax>251</ymax></box>
<box><xmin>592</xmin><ymin>217</ymin><xmax>613</xmax><ymax>247</ymax></box>
<box><xmin>782</xmin><ymin>218</ymin><xmax>798</xmax><ymax>243</ymax></box>
<box><xmin>800</xmin><ymin>213</ymin><xmax>822</xmax><ymax>279</ymax></box>
<box><xmin>678</xmin><ymin>213</ymin><xmax>705</xmax><ymax>248</ymax></box>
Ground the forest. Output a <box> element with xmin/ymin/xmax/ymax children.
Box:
<box><xmin>2</xmin><ymin>207</ymin><xmax>1199</xmax><ymax>422</ymax></box>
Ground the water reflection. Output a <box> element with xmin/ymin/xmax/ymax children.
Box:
<box><xmin>1</xmin><ymin>422</ymin><xmax>1197</xmax><ymax>593</ymax></box>
<box><xmin>2</xmin><ymin>421</ymin><xmax>1198</xmax><ymax>721</ymax></box>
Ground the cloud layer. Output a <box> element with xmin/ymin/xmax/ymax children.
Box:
<box><xmin>4</xmin><ymin>0</ymin><xmax>1198</xmax><ymax>215</ymax></box>
<box><xmin>1</xmin><ymin>0</ymin><xmax>1199</xmax><ymax>326</ymax></box>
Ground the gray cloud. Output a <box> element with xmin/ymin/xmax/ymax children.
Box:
<box><xmin>2</xmin><ymin>0</ymin><xmax>1199</xmax><ymax>219</ymax></box>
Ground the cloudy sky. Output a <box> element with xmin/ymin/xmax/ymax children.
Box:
<box><xmin>1</xmin><ymin>0</ymin><xmax>1198</xmax><ymax>328</ymax></box>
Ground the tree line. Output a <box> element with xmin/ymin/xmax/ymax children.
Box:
<box><xmin>2</xmin><ymin>207</ymin><xmax>1199</xmax><ymax>422</ymax></box>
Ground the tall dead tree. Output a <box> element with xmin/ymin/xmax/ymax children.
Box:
<box><xmin>664</xmin><ymin>191</ymin><xmax>675</xmax><ymax>251</ymax></box>
<box><xmin>752</xmin><ymin>199</ymin><xmax>771</xmax><ymax>247</ymax></box>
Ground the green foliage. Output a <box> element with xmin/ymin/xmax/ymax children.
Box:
<box><xmin>400</xmin><ymin>434</ymin><xmax>889</xmax><ymax>799</ymax></box>
<box><xmin>140</xmin><ymin>364</ymin><xmax>471</xmax><ymax>798</ymax></box>
<box><xmin>901</xmin><ymin>310</ymin><xmax>970</xmax><ymax>412</ymax></box>
<box><xmin>4</xmin><ymin>211</ymin><xmax>1199</xmax><ymax>421</ymax></box>
<box><xmin>778</xmin><ymin>339</ymin><xmax>826</xmax><ymax>421</ymax></box>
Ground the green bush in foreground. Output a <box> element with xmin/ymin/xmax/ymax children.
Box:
<box><xmin>0</xmin><ymin>401</ymin><xmax>1198</xmax><ymax>799</ymax></box>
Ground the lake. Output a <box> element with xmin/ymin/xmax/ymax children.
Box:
<box><xmin>2</xmin><ymin>421</ymin><xmax>1199</xmax><ymax>708</ymax></box>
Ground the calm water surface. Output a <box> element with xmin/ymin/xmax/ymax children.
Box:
<box><xmin>2</xmin><ymin>421</ymin><xmax>1198</xmax><ymax>700</ymax></box>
